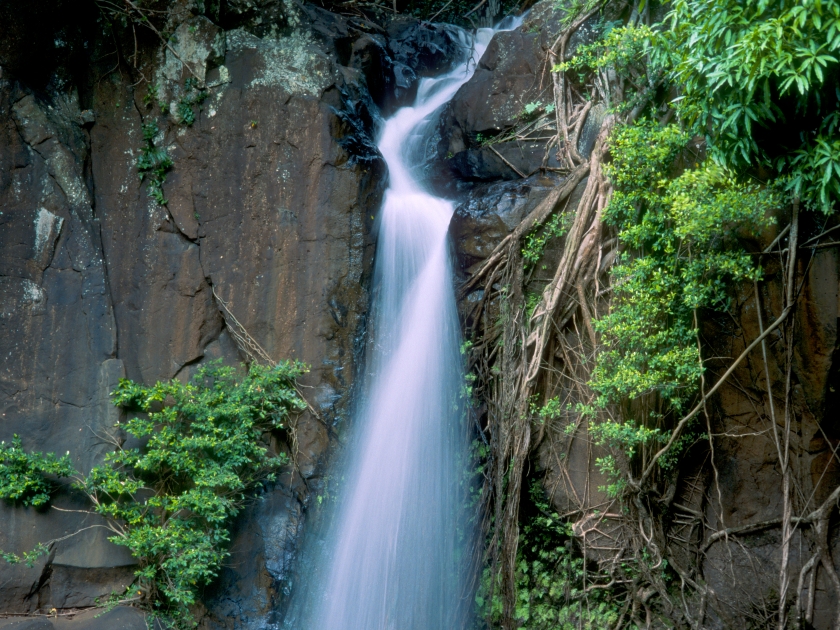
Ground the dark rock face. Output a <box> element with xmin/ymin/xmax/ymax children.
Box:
<box><xmin>431</xmin><ymin>2</ymin><xmax>605</xmax><ymax>193</ymax></box>
<box><xmin>447</xmin><ymin>139</ymin><xmax>564</xmax><ymax>182</ymax></box>
<box><xmin>449</xmin><ymin>174</ymin><xmax>561</xmax><ymax>273</ymax></box>
<box><xmin>344</xmin><ymin>17</ymin><xmax>468</xmax><ymax>114</ymax></box>
<box><xmin>0</xmin><ymin>0</ymin><xmax>99</xmax><ymax>92</ymax></box>
<box><xmin>439</xmin><ymin>28</ymin><xmax>548</xmax><ymax>157</ymax></box>
<box><xmin>437</xmin><ymin>4</ymin><xmax>565</xmax><ymax>158</ymax></box>
<box><xmin>684</xmin><ymin>245</ymin><xmax>840</xmax><ymax>629</ymax></box>
<box><xmin>0</xmin><ymin>3</ymin><xmax>387</xmax><ymax>625</ymax></box>
<box><xmin>384</xmin><ymin>19</ymin><xmax>465</xmax><ymax>107</ymax></box>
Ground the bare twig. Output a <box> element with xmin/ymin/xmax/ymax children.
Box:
<box><xmin>487</xmin><ymin>144</ymin><xmax>527</xmax><ymax>178</ymax></box>
<box><xmin>637</xmin><ymin>303</ymin><xmax>793</xmax><ymax>488</ymax></box>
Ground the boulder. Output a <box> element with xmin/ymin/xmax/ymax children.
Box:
<box><xmin>349</xmin><ymin>18</ymin><xmax>468</xmax><ymax>112</ymax></box>
<box><xmin>449</xmin><ymin>174</ymin><xmax>563</xmax><ymax>273</ymax></box>
<box><xmin>446</xmin><ymin>138</ymin><xmax>563</xmax><ymax>182</ymax></box>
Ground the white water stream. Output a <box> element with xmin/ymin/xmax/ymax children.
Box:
<box><xmin>302</xmin><ymin>19</ymin><xmax>521</xmax><ymax>629</ymax></box>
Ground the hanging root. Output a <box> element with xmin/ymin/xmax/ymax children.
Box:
<box><xmin>211</xmin><ymin>286</ymin><xmax>326</xmax><ymax>482</ymax></box>
<box><xmin>467</xmin><ymin>96</ymin><xmax>619</xmax><ymax>626</ymax></box>
<box><xmin>465</xmin><ymin>5</ymin><xmax>824</xmax><ymax>627</ymax></box>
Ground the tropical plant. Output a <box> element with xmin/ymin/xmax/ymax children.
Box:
<box><xmin>591</xmin><ymin>120</ymin><xmax>778</xmax><ymax>415</ymax></box>
<box><xmin>661</xmin><ymin>0</ymin><xmax>840</xmax><ymax>211</ymax></box>
<box><xmin>0</xmin><ymin>361</ymin><xmax>306</xmax><ymax>628</ymax></box>
<box><xmin>477</xmin><ymin>483</ymin><xmax>627</xmax><ymax>629</ymax></box>
<box><xmin>137</xmin><ymin>121</ymin><xmax>173</xmax><ymax>206</ymax></box>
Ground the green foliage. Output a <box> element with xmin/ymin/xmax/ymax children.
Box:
<box><xmin>662</xmin><ymin>0</ymin><xmax>840</xmax><ymax>211</ymax></box>
<box><xmin>589</xmin><ymin>419</ymin><xmax>665</xmax><ymax>459</ymax></box>
<box><xmin>0</xmin><ymin>361</ymin><xmax>306</xmax><ymax>628</ymax></box>
<box><xmin>477</xmin><ymin>483</ymin><xmax>627</xmax><ymax>629</ymax></box>
<box><xmin>557</xmin><ymin>23</ymin><xmax>655</xmax><ymax>79</ymax></box>
<box><xmin>533</xmin><ymin>396</ymin><xmax>563</xmax><ymax>423</ymax></box>
<box><xmin>558</xmin><ymin>0</ymin><xmax>603</xmax><ymax>29</ymax></box>
<box><xmin>523</xmin><ymin>102</ymin><xmax>541</xmax><ymax>115</ymax></box>
<box><xmin>522</xmin><ymin>210</ymin><xmax>572</xmax><ymax>269</ymax></box>
<box><xmin>176</xmin><ymin>77</ymin><xmax>208</xmax><ymax>126</ymax></box>
<box><xmin>143</xmin><ymin>83</ymin><xmax>168</xmax><ymax>113</ymax></box>
<box><xmin>590</xmin><ymin>120</ymin><xmax>779</xmax><ymax>418</ymax></box>
<box><xmin>137</xmin><ymin>121</ymin><xmax>173</xmax><ymax>206</ymax></box>
<box><xmin>522</xmin><ymin>101</ymin><xmax>556</xmax><ymax>119</ymax></box>
<box><xmin>525</xmin><ymin>292</ymin><xmax>542</xmax><ymax>318</ymax></box>
<box><xmin>465</xmin><ymin>439</ymin><xmax>489</xmax><ymax>515</ymax></box>
<box><xmin>657</xmin><ymin>427</ymin><xmax>701</xmax><ymax>471</ymax></box>
<box><xmin>1</xmin><ymin>542</ymin><xmax>51</xmax><ymax>567</ymax></box>
<box><xmin>555</xmin><ymin>23</ymin><xmax>659</xmax><ymax>112</ymax></box>
<box><xmin>143</xmin><ymin>83</ymin><xmax>159</xmax><ymax>107</ymax></box>
<box><xmin>589</xmin><ymin>421</ymin><xmax>666</xmax><ymax>496</ymax></box>
<box><xmin>594</xmin><ymin>454</ymin><xmax>625</xmax><ymax>497</ymax></box>
<box><xmin>177</xmin><ymin>100</ymin><xmax>195</xmax><ymax>126</ymax></box>
<box><xmin>0</xmin><ymin>436</ymin><xmax>74</xmax><ymax>507</ymax></box>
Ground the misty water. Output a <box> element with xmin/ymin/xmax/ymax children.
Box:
<box><xmin>297</xmin><ymin>18</ymin><xmax>521</xmax><ymax>629</ymax></box>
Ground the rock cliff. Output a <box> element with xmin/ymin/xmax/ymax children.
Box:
<box><xmin>0</xmin><ymin>1</ymin><xmax>383</xmax><ymax>626</ymax></box>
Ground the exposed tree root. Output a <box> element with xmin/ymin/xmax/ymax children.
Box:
<box><xmin>464</xmin><ymin>6</ymin><xmax>837</xmax><ymax>628</ymax></box>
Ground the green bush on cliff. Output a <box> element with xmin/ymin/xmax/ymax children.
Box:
<box><xmin>0</xmin><ymin>437</ymin><xmax>74</xmax><ymax>507</ymax></box>
<box><xmin>476</xmin><ymin>483</ymin><xmax>626</xmax><ymax>629</ymax></box>
<box><xmin>662</xmin><ymin>0</ymin><xmax>840</xmax><ymax>212</ymax></box>
<box><xmin>586</xmin><ymin>120</ymin><xmax>779</xmax><ymax>471</ymax></box>
<box><xmin>0</xmin><ymin>361</ymin><xmax>306</xmax><ymax>628</ymax></box>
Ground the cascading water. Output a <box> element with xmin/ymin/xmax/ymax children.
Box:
<box><xmin>298</xmin><ymin>18</ymin><xmax>522</xmax><ymax>630</ymax></box>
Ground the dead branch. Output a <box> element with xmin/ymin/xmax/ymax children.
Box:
<box><xmin>119</xmin><ymin>0</ymin><xmax>204</xmax><ymax>85</ymax></box>
<box><xmin>487</xmin><ymin>144</ymin><xmax>527</xmax><ymax>178</ymax></box>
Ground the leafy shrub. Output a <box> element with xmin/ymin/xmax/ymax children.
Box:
<box><xmin>555</xmin><ymin>23</ymin><xmax>658</xmax><ymax>109</ymax></box>
<box><xmin>662</xmin><ymin>0</ymin><xmax>840</xmax><ymax>211</ymax></box>
<box><xmin>476</xmin><ymin>483</ymin><xmax>627</xmax><ymax>629</ymax></box>
<box><xmin>0</xmin><ymin>361</ymin><xmax>306</xmax><ymax>627</ymax></box>
<box><xmin>586</xmin><ymin>120</ymin><xmax>779</xmax><ymax>466</ymax></box>
<box><xmin>0</xmin><ymin>437</ymin><xmax>74</xmax><ymax>507</ymax></box>
<box><xmin>591</xmin><ymin>120</ymin><xmax>778</xmax><ymax>414</ymax></box>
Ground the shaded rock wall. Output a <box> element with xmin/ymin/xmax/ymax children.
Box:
<box><xmin>0</xmin><ymin>2</ymin><xmax>392</xmax><ymax>626</ymax></box>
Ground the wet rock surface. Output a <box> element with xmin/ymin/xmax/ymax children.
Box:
<box><xmin>347</xmin><ymin>17</ymin><xmax>467</xmax><ymax>113</ymax></box>
<box><xmin>0</xmin><ymin>2</ymin><xmax>388</xmax><ymax>626</ymax></box>
<box><xmin>449</xmin><ymin>174</ymin><xmax>561</xmax><ymax>274</ymax></box>
<box><xmin>430</xmin><ymin>2</ymin><xmax>607</xmax><ymax>195</ymax></box>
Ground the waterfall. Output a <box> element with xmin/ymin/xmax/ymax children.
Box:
<box><xmin>298</xmin><ymin>18</ymin><xmax>522</xmax><ymax>630</ymax></box>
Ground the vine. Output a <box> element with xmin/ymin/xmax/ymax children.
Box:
<box><xmin>464</xmin><ymin>1</ymin><xmax>822</xmax><ymax>627</ymax></box>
